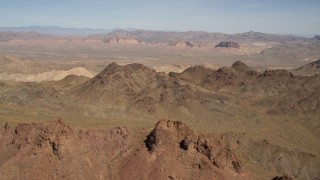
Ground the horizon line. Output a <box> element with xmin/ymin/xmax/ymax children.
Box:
<box><xmin>0</xmin><ymin>25</ymin><xmax>317</xmax><ymax>37</ymax></box>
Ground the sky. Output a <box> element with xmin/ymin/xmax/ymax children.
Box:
<box><xmin>1</xmin><ymin>0</ymin><xmax>320</xmax><ymax>35</ymax></box>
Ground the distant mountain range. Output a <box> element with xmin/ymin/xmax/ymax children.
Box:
<box><xmin>88</xmin><ymin>30</ymin><xmax>312</xmax><ymax>44</ymax></box>
<box><xmin>0</xmin><ymin>26</ymin><xmax>316</xmax><ymax>44</ymax></box>
<box><xmin>0</xmin><ymin>26</ymin><xmax>116</xmax><ymax>36</ymax></box>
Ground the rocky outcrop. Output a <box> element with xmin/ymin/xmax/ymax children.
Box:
<box><xmin>9</xmin><ymin>119</ymin><xmax>72</xmax><ymax>160</ymax></box>
<box><xmin>215</xmin><ymin>42</ymin><xmax>240</xmax><ymax>48</ymax></box>
<box><xmin>120</xmin><ymin>120</ymin><xmax>250</xmax><ymax>180</ymax></box>
<box><xmin>145</xmin><ymin>120</ymin><xmax>243</xmax><ymax>173</ymax></box>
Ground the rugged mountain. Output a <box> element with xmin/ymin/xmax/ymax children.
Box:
<box><xmin>169</xmin><ymin>61</ymin><xmax>320</xmax><ymax>117</ymax></box>
<box><xmin>75</xmin><ymin>62</ymin><xmax>157</xmax><ymax>99</ymax></box>
<box><xmin>292</xmin><ymin>59</ymin><xmax>320</xmax><ymax>76</ymax></box>
<box><xmin>0</xmin><ymin>61</ymin><xmax>320</xmax><ymax>179</ymax></box>
<box><xmin>73</xmin><ymin>63</ymin><xmax>213</xmax><ymax>117</ymax></box>
<box><xmin>200</xmin><ymin>61</ymin><xmax>258</xmax><ymax>91</ymax></box>
<box><xmin>70</xmin><ymin>62</ymin><xmax>320</xmax><ymax>117</ymax></box>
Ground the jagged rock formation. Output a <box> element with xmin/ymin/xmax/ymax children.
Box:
<box><xmin>215</xmin><ymin>42</ymin><xmax>240</xmax><ymax>48</ymax></box>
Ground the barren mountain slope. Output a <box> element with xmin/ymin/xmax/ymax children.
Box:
<box><xmin>293</xmin><ymin>59</ymin><xmax>320</xmax><ymax>76</ymax></box>
<box><xmin>0</xmin><ymin>61</ymin><xmax>319</xmax><ymax>179</ymax></box>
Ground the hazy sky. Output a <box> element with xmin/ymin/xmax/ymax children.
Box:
<box><xmin>1</xmin><ymin>0</ymin><xmax>319</xmax><ymax>35</ymax></box>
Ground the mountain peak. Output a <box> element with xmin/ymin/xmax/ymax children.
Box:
<box><xmin>231</xmin><ymin>61</ymin><xmax>251</xmax><ymax>72</ymax></box>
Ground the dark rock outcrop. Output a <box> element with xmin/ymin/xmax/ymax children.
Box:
<box><xmin>215</xmin><ymin>42</ymin><xmax>240</xmax><ymax>48</ymax></box>
<box><xmin>259</xmin><ymin>69</ymin><xmax>293</xmax><ymax>78</ymax></box>
<box><xmin>271</xmin><ymin>175</ymin><xmax>293</xmax><ymax>180</ymax></box>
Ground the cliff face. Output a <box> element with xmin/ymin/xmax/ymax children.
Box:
<box><xmin>215</xmin><ymin>42</ymin><xmax>240</xmax><ymax>48</ymax></box>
